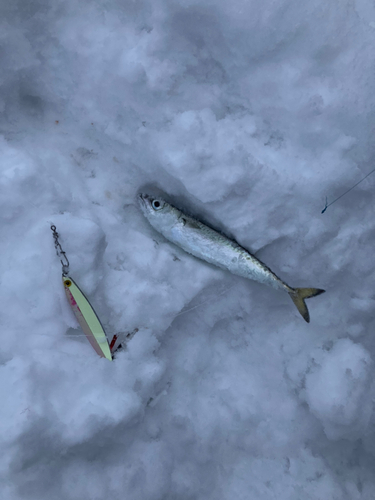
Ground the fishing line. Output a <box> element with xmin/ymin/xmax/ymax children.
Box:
<box><xmin>49</xmin><ymin>221</ymin><xmax>235</xmax><ymax>348</ymax></box>
<box><xmin>36</xmin><ymin>284</ymin><xmax>234</xmax><ymax>344</ymax></box>
<box><xmin>36</xmin><ymin>283</ymin><xmax>235</xmax><ymax>341</ymax></box>
<box><xmin>322</xmin><ymin>166</ymin><xmax>375</xmax><ymax>213</ymax></box>
<box><xmin>172</xmin><ymin>283</ymin><xmax>236</xmax><ymax>318</ymax></box>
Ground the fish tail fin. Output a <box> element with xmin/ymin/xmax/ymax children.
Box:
<box><xmin>288</xmin><ymin>288</ymin><xmax>325</xmax><ymax>323</ymax></box>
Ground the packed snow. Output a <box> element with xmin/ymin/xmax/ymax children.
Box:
<box><xmin>1</xmin><ymin>0</ymin><xmax>375</xmax><ymax>499</ymax></box>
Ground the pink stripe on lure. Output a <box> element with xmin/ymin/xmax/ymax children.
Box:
<box><xmin>63</xmin><ymin>277</ymin><xmax>112</xmax><ymax>360</ymax></box>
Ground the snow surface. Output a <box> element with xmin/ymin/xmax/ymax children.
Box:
<box><xmin>1</xmin><ymin>0</ymin><xmax>375</xmax><ymax>498</ymax></box>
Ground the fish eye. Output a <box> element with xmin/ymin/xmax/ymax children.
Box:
<box><xmin>64</xmin><ymin>279</ymin><xmax>72</xmax><ymax>287</ymax></box>
<box><xmin>152</xmin><ymin>200</ymin><xmax>163</xmax><ymax>210</ymax></box>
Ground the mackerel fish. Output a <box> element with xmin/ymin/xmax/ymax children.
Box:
<box><xmin>138</xmin><ymin>193</ymin><xmax>325</xmax><ymax>322</ymax></box>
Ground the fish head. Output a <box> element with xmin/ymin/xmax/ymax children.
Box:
<box><xmin>138</xmin><ymin>192</ymin><xmax>180</xmax><ymax>232</ymax></box>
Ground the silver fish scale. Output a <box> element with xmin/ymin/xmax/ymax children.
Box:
<box><xmin>138</xmin><ymin>193</ymin><xmax>324</xmax><ymax>323</ymax></box>
<box><xmin>157</xmin><ymin>208</ymin><xmax>290</xmax><ymax>293</ymax></box>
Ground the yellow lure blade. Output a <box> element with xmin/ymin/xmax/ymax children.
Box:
<box><xmin>63</xmin><ymin>276</ymin><xmax>112</xmax><ymax>360</ymax></box>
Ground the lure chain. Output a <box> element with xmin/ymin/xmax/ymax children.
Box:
<box><xmin>50</xmin><ymin>225</ymin><xmax>70</xmax><ymax>275</ymax></box>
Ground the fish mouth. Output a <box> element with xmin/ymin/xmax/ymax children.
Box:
<box><xmin>138</xmin><ymin>193</ymin><xmax>148</xmax><ymax>207</ymax></box>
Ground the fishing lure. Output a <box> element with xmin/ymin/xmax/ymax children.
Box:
<box><xmin>51</xmin><ymin>224</ymin><xmax>113</xmax><ymax>360</ymax></box>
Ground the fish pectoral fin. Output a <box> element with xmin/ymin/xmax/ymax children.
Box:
<box><xmin>180</xmin><ymin>217</ymin><xmax>201</xmax><ymax>230</ymax></box>
<box><xmin>288</xmin><ymin>288</ymin><xmax>325</xmax><ymax>323</ymax></box>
